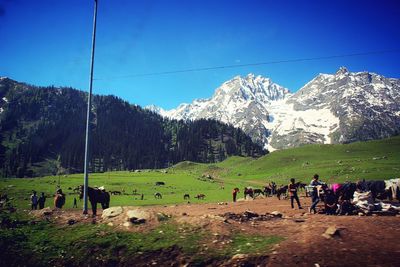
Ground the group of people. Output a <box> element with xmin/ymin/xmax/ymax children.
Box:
<box><xmin>289</xmin><ymin>174</ymin><xmax>342</xmax><ymax>214</ymax></box>
<box><xmin>30</xmin><ymin>188</ymin><xmax>77</xmax><ymax>210</ymax></box>
<box><xmin>30</xmin><ymin>191</ymin><xmax>46</xmax><ymax>210</ymax></box>
<box><xmin>230</xmin><ymin>174</ymin><xmax>353</xmax><ymax>215</ymax></box>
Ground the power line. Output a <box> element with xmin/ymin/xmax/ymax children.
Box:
<box><xmin>94</xmin><ymin>49</ymin><xmax>400</xmax><ymax>81</ymax></box>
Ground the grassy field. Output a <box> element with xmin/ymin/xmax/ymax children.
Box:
<box><xmin>1</xmin><ymin>136</ymin><xmax>399</xmax><ymax>266</ymax></box>
<box><xmin>1</xmin><ymin>136</ymin><xmax>400</xmax><ymax>209</ymax></box>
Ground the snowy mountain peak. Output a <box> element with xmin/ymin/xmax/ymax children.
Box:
<box><xmin>154</xmin><ymin>69</ymin><xmax>400</xmax><ymax>151</ymax></box>
<box><xmin>144</xmin><ymin>104</ymin><xmax>167</xmax><ymax>116</ymax></box>
<box><xmin>215</xmin><ymin>74</ymin><xmax>290</xmax><ymax>102</ymax></box>
<box><xmin>336</xmin><ymin>66</ymin><xmax>350</xmax><ymax>76</ymax></box>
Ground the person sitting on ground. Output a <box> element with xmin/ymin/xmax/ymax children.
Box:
<box><xmin>288</xmin><ymin>178</ymin><xmax>303</xmax><ymax>209</ymax></box>
<box><xmin>324</xmin><ymin>189</ymin><xmax>337</xmax><ymax>215</ymax></box>
<box><xmin>309</xmin><ymin>174</ymin><xmax>324</xmax><ymax>214</ymax></box>
<box><xmin>38</xmin><ymin>192</ymin><xmax>46</xmax><ymax>209</ymax></box>
<box><xmin>337</xmin><ymin>199</ymin><xmax>355</xmax><ymax>215</ymax></box>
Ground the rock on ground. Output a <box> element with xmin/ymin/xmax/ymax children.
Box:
<box><xmin>102</xmin><ymin>206</ymin><xmax>123</xmax><ymax>219</ymax></box>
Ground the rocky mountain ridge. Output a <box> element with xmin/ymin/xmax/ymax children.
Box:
<box><xmin>152</xmin><ymin>68</ymin><xmax>400</xmax><ymax>150</ymax></box>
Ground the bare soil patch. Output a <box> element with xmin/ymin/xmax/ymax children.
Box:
<box><xmin>38</xmin><ymin>195</ymin><xmax>400</xmax><ymax>266</ymax></box>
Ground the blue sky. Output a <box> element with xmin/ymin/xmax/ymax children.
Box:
<box><xmin>0</xmin><ymin>0</ymin><xmax>399</xmax><ymax>109</ymax></box>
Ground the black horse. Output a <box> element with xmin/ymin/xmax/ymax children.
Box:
<box><xmin>79</xmin><ymin>185</ymin><xmax>110</xmax><ymax>216</ymax></box>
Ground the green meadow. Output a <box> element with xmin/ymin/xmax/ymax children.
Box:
<box><xmin>1</xmin><ymin>136</ymin><xmax>400</xmax><ymax>209</ymax></box>
<box><xmin>1</xmin><ymin>136</ymin><xmax>400</xmax><ymax>266</ymax></box>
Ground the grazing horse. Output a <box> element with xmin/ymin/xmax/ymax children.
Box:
<box><xmin>79</xmin><ymin>185</ymin><xmax>110</xmax><ymax>216</ymax></box>
<box><xmin>263</xmin><ymin>186</ymin><xmax>272</xmax><ymax>196</ymax></box>
<box><xmin>253</xmin><ymin>189</ymin><xmax>264</xmax><ymax>197</ymax></box>
<box><xmin>296</xmin><ymin>182</ymin><xmax>306</xmax><ymax>191</ymax></box>
<box><xmin>154</xmin><ymin>192</ymin><xmax>162</xmax><ymax>199</ymax></box>
<box><xmin>195</xmin><ymin>194</ymin><xmax>205</xmax><ymax>200</ymax></box>
<box><xmin>183</xmin><ymin>194</ymin><xmax>190</xmax><ymax>200</ymax></box>
<box><xmin>244</xmin><ymin>187</ymin><xmax>254</xmax><ymax>199</ymax></box>
<box><xmin>276</xmin><ymin>185</ymin><xmax>288</xmax><ymax>200</ymax></box>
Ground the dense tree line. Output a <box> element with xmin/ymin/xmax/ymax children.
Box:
<box><xmin>0</xmin><ymin>78</ymin><xmax>266</xmax><ymax>177</ymax></box>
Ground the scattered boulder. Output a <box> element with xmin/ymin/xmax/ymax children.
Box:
<box><xmin>270</xmin><ymin>211</ymin><xmax>283</xmax><ymax>218</ymax></box>
<box><xmin>102</xmin><ymin>207</ymin><xmax>123</xmax><ymax>219</ymax></box>
<box><xmin>156</xmin><ymin>212</ymin><xmax>170</xmax><ymax>222</ymax></box>
<box><xmin>126</xmin><ymin>209</ymin><xmax>152</xmax><ymax>224</ymax></box>
<box><xmin>322</xmin><ymin>226</ymin><xmax>341</xmax><ymax>239</ymax></box>
<box><xmin>40</xmin><ymin>207</ymin><xmax>53</xmax><ymax>216</ymax></box>
<box><xmin>232</xmin><ymin>254</ymin><xmax>247</xmax><ymax>260</ymax></box>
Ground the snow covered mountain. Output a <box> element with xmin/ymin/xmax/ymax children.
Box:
<box><xmin>151</xmin><ymin>68</ymin><xmax>400</xmax><ymax>150</ymax></box>
<box><xmin>270</xmin><ymin>67</ymin><xmax>400</xmax><ymax>149</ymax></box>
<box><xmin>162</xmin><ymin>74</ymin><xmax>291</xmax><ymax>146</ymax></box>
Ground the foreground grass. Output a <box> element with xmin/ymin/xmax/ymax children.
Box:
<box><xmin>0</xmin><ymin>211</ymin><xmax>282</xmax><ymax>266</ymax></box>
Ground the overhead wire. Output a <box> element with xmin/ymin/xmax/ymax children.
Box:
<box><xmin>93</xmin><ymin>49</ymin><xmax>400</xmax><ymax>81</ymax></box>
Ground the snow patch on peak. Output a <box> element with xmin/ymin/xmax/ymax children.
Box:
<box><xmin>336</xmin><ymin>66</ymin><xmax>349</xmax><ymax>75</ymax></box>
<box><xmin>144</xmin><ymin>104</ymin><xmax>167</xmax><ymax>116</ymax></box>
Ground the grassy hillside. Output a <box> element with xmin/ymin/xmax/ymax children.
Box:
<box><xmin>216</xmin><ymin>135</ymin><xmax>400</xmax><ymax>184</ymax></box>
<box><xmin>1</xmin><ymin>136</ymin><xmax>399</xmax><ymax>209</ymax></box>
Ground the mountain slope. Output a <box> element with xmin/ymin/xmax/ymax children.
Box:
<box><xmin>270</xmin><ymin>67</ymin><xmax>400</xmax><ymax>149</ymax></box>
<box><xmin>159</xmin><ymin>68</ymin><xmax>400</xmax><ymax>150</ymax></box>
<box><xmin>0</xmin><ymin>78</ymin><xmax>265</xmax><ymax>177</ymax></box>
<box><xmin>163</xmin><ymin>74</ymin><xmax>291</xmax><ymax>146</ymax></box>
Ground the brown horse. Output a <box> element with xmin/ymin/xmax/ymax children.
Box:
<box><xmin>79</xmin><ymin>186</ymin><xmax>110</xmax><ymax>216</ymax></box>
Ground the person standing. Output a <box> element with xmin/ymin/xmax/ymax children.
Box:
<box><xmin>309</xmin><ymin>174</ymin><xmax>323</xmax><ymax>214</ymax></box>
<box><xmin>31</xmin><ymin>191</ymin><xmax>38</xmax><ymax>210</ymax></box>
<box><xmin>54</xmin><ymin>189</ymin><xmax>65</xmax><ymax>209</ymax></box>
<box><xmin>38</xmin><ymin>192</ymin><xmax>46</xmax><ymax>209</ymax></box>
<box><xmin>232</xmin><ymin>188</ymin><xmax>239</xmax><ymax>202</ymax></box>
<box><xmin>288</xmin><ymin>178</ymin><xmax>303</xmax><ymax>209</ymax></box>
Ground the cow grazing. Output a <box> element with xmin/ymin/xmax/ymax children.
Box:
<box><xmin>183</xmin><ymin>194</ymin><xmax>190</xmax><ymax>200</ymax></box>
<box><xmin>155</xmin><ymin>181</ymin><xmax>165</xmax><ymax>186</ymax></box>
<box><xmin>154</xmin><ymin>192</ymin><xmax>162</xmax><ymax>199</ymax></box>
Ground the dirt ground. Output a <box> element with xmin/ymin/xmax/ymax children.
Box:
<box><xmin>42</xmin><ymin>195</ymin><xmax>400</xmax><ymax>267</ymax></box>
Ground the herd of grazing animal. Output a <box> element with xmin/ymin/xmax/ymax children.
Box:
<box><xmin>57</xmin><ymin>176</ymin><xmax>399</xmax><ymax>218</ymax></box>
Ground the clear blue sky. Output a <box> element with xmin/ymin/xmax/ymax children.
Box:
<box><xmin>0</xmin><ymin>0</ymin><xmax>399</xmax><ymax>109</ymax></box>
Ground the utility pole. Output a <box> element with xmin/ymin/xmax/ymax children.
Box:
<box><xmin>83</xmin><ymin>0</ymin><xmax>98</xmax><ymax>214</ymax></box>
